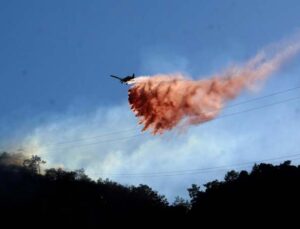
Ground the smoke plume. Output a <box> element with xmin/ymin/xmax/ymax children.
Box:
<box><xmin>129</xmin><ymin>39</ymin><xmax>300</xmax><ymax>134</ymax></box>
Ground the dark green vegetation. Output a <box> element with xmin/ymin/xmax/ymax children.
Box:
<box><xmin>0</xmin><ymin>152</ymin><xmax>299</xmax><ymax>226</ymax></box>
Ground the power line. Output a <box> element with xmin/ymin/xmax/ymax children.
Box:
<box><xmin>218</xmin><ymin>96</ymin><xmax>300</xmax><ymax>120</ymax></box>
<box><xmin>91</xmin><ymin>152</ymin><xmax>300</xmax><ymax>178</ymax></box>
<box><xmin>1</xmin><ymin>87</ymin><xmax>300</xmax><ymax>152</ymax></box>
<box><xmin>22</xmin><ymin>86</ymin><xmax>300</xmax><ymax>147</ymax></box>
<box><xmin>24</xmin><ymin>85</ymin><xmax>300</xmax><ymax>146</ymax></box>
<box><xmin>44</xmin><ymin>133</ymin><xmax>144</xmax><ymax>151</ymax></box>
<box><xmin>225</xmin><ymin>85</ymin><xmax>300</xmax><ymax>108</ymax></box>
<box><xmin>31</xmin><ymin>91</ymin><xmax>300</xmax><ymax>148</ymax></box>
<box><xmin>20</xmin><ymin>95</ymin><xmax>300</xmax><ymax>152</ymax></box>
<box><xmin>45</xmin><ymin>86</ymin><xmax>300</xmax><ymax>145</ymax></box>
<box><xmin>43</xmin><ymin>127</ymin><xmax>140</xmax><ymax>146</ymax></box>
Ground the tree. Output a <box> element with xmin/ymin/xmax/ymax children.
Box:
<box><xmin>173</xmin><ymin>196</ymin><xmax>190</xmax><ymax>210</ymax></box>
<box><xmin>204</xmin><ymin>180</ymin><xmax>221</xmax><ymax>190</ymax></box>
<box><xmin>74</xmin><ymin>169</ymin><xmax>91</xmax><ymax>181</ymax></box>
<box><xmin>188</xmin><ymin>184</ymin><xmax>200</xmax><ymax>204</ymax></box>
<box><xmin>23</xmin><ymin>155</ymin><xmax>46</xmax><ymax>174</ymax></box>
<box><xmin>224</xmin><ymin>170</ymin><xmax>239</xmax><ymax>182</ymax></box>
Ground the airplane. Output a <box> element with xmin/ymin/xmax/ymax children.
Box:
<box><xmin>110</xmin><ymin>73</ymin><xmax>135</xmax><ymax>84</ymax></box>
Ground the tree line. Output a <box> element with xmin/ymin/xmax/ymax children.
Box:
<box><xmin>0</xmin><ymin>152</ymin><xmax>299</xmax><ymax>226</ymax></box>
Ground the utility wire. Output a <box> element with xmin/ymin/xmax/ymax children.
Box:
<box><xmin>43</xmin><ymin>128</ymin><xmax>140</xmax><ymax>146</ymax></box>
<box><xmin>1</xmin><ymin>87</ymin><xmax>300</xmax><ymax>151</ymax></box>
<box><xmin>24</xmin><ymin>86</ymin><xmax>300</xmax><ymax>147</ymax></box>
<box><xmin>42</xmin><ymin>95</ymin><xmax>300</xmax><ymax>150</ymax></box>
<box><xmin>218</xmin><ymin>96</ymin><xmax>300</xmax><ymax>119</ymax></box>
<box><xmin>92</xmin><ymin>153</ymin><xmax>300</xmax><ymax>177</ymax></box>
<box><xmin>44</xmin><ymin>133</ymin><xmax>144</xmax><ymax>151</ymax></box>
<box><xmin>25</xmin><ymin>85</ymin><xmax>300</xmax><ymax>146</ymax></box>
<box><xmin>42</xmin><ymin>85</ymin><xmax>300</xmax><ymax>146</ymax></box>
<box><xmin>225</xmin><ymin>85</ymin><xmax>300</xmax><ymax>108</ymax></box>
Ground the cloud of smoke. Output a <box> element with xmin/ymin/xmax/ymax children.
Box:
<box><xmin>129</xmin><ymin>39</ymin><xmax>300</xmax><ymax>134</ymax></box>
<box><xmin>0</xmin><ymin>152</ymin><xmax>26</xmax><ymax>166</ymax></box>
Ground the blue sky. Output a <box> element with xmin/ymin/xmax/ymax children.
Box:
<box><xmin>1</xmin><ymin>0</ymin><xmax>300</xmax><ymax>200</ymax></box>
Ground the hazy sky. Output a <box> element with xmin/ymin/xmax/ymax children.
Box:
<box><xmin>1</xmin><ymin>0</ymin><xmax>300</xmax><ymax>200</ymax></box>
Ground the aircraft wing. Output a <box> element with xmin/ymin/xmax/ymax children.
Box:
<box><xmin>110</xmin><ymin>75</ymin><xmax>123</xmax><ymax>80</ymax></box>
